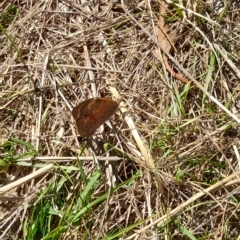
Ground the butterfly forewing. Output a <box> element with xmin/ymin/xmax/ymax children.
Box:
<box><xmin>72</xmin><ymin>98</ymin><xmax>118</xmax><ymax>137</ymax></box>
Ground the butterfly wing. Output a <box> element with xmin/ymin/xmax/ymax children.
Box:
<box><xmin>72</xmin><ymin>98</ymin><xmax>118</xmax><ymax>137</ymax></box>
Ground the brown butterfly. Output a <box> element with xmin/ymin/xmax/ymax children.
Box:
<box><xmin>72</xmin><ymin>98</ymin><xmax>119</xmax><ymax>137</ymax></box>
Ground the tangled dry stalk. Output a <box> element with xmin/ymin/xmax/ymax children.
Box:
<box><xmin>1</xmin><ymin>0</ymin><xmax>240</xmax><ymax>239</ymax></box>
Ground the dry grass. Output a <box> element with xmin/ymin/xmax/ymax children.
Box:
<box><xmin>1</xmin><ymin>0</ymin><xmax>240</xmax><ymax>239</ymax></box>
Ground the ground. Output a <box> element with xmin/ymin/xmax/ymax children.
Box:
<box><xmin>0</xmin><ymin>0</ymin><xmax>240</xmax><ymax>239</ymax></box>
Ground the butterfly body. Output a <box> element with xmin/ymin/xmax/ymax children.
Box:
<box><xmin>72</xmin><ymin>98</ymin><xmax>118</xmax><ymax>137</ymax></box>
